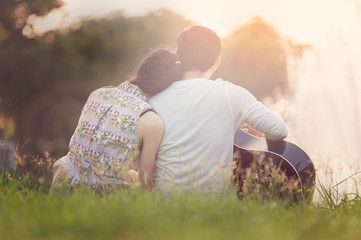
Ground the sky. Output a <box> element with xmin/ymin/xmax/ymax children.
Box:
<box><xmin>31</xmin><ymin>0</ymin><xmax>361</xmax><ymax>48</ymax></box>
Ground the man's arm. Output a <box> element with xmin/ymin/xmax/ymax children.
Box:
<box><xmin>225</xmin><ymin>82</ymin><xmax>288</xmax><ymax>140</ymax></box>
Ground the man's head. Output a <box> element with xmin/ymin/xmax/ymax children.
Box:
<box><xmin>176</xmin><ymin>25</ymin><xmax>221</xmax><ymax>72</ymax></box>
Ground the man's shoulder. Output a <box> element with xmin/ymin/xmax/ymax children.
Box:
<box><xmin>211</xmin><ymin>78</ymin><xmax>241</xmax><ymax>88</ymax></box>
<box><xmin>212</xmin><ymin>78</ymin><xmax>232</xmax><ymax>86</ymax></box>
<box><xmin>212</xmin><ymin>78</ymin><xmax>249</xmax><ymax>93</ymax></box>
<box><xmin>184</xmin><ymin>77</ymin><xmax>235</xmax><ymax>89</ymax></box>
<box><xmin>211</xmin><ymin>79</ymin><xmax>257</xmax><ymax>104</ymax></box>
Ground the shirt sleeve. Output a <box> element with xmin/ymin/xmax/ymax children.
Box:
<box><xmin>224</xmin><ymin>81</ymin><xmax>288</xmax><ymax>140</ymax></box>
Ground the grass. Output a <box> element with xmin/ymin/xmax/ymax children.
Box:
<box><xmin>1</xmin><ymin>170</ymin><xmax>361</xmax><ymax>240</ymax></box>
<box><xmin>0</xmin><ymin>149</ymin><xmax>360</xmax><ymax>239</ymax></box>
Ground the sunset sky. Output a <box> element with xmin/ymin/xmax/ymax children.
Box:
<box><xmin>32</xmin><ymin>0</ymin><xmax>361</xmax><ymax>48</ymax></box>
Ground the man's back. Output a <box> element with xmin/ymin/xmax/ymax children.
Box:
<box><xmin>149</xmin><ymin>78</ymin><xmax>287</xmax><ymax>194</ymax></box>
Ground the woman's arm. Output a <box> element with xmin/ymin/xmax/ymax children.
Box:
<box><xmin>137</xmin><ymin>110</ymin><xmax>164</xmax><ymax>190</ymax></box>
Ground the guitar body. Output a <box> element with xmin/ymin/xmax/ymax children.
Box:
<box><xmin>233</xmin><ymin>130</ymin><xmax>315</xmax><ymax>201</ymax></box>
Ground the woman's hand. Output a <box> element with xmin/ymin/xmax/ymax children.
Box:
<box><xmin>125</xmin><ymin>169</ymin><xmax>139</xmax><ymax>184</ymax></box>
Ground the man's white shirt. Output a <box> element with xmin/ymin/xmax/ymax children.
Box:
<box><xmin>149</xmin><ymin>78</ymin><xmax>287</xmax><ymax>194</ymax></box>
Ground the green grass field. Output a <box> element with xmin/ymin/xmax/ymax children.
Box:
<box><xmin>1</xmin><ymin>172</ymin><xmax>361</xmax><ymax>240</ymax></box>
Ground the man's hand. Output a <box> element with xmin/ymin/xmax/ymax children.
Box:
<box><xmin>242</xmin><ymin>123</ymin><xmax>266</xmax><ymax>138</ymax></box>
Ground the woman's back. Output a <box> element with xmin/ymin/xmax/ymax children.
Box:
<box><xmin>52</xmin><ymin>81</ymin><xmax>152</xmax><ymax>190</ymax></box>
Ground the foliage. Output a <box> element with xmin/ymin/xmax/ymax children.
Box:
<box><xmin>316</xmin><ymin>172</ymin><xmax>361</xmax><ymax>211</ymax></box>
<box><xmin>0</xmin><ymin>8</ymin><xmax>192</xmax><ymax>158</ymax></box>
<box><xmin>233</xmin><ymin>153</ymin><xmax>306</xmax><ymax>204</ymax></box>
<box><xmin>1</xmin><ymin>143</ymin><xmax>359</xmax><ymax>240</ymax></box>
<box><xmin>1</xmin><ymin>170</ymin><xmax>361</xmax><ymax>240</ymax></box>
<box><xmin>0</xmin><ymin>0</ymin><xmax>61</xmax><ymax>44</ymax></box>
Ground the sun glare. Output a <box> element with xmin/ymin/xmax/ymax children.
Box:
<box><xmin>31</xmin><ymin>0</ymin><xmax>360</xmax><ymax>49</ymax></box>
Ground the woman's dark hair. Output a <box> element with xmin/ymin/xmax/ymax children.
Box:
<box><xmin>176</xmin><ymin>25</ymin><xmax>221</xmax><ymax>72</ymax></box>
<box><xmin>131</xmin><ymin>49</ymin><xmax>182</xmax><ymax>96</ymax></box>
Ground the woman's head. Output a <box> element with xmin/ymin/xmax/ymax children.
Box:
<box><xmin>131</xmin><ymin>49</ymin><xmax>182</xmax><ymax>96</ymax></box>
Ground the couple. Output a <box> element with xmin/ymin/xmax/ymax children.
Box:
<box><xmin>51</xmin><ymin>26</ymin><xmax>287</xmax><ymax>194</ymax></box>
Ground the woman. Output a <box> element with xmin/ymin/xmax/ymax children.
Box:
<box><xmin>51</xmin><ymin>49</ymin><xmax>182</xmax><ymax>191</ymax></box>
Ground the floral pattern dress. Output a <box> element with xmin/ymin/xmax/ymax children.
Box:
<box><xmin>51</xmin><ymin>81</ymin><xmax>152</xmax><ymax>190</ymax></box>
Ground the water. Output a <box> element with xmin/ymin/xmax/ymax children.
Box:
<box><xmin>273</xmin><ymin>0</ymin><xmax>361</xmax><ymax>200</ymax></box>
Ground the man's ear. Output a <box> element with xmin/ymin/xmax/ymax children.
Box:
<box><xmin>215</xmin><ymin>55</ymin><xmax>221</xmax><ymax>68</ymax></box>
<box><xmin>211</xmin><ymin>55</ymin><xmax>221</xmax><ymax>72</ymax></box>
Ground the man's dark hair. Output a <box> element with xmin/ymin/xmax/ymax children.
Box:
<box><xmin>176</xmin><ymin>25</ymin><xmax>221</xmax><ymax>72</ymax></box>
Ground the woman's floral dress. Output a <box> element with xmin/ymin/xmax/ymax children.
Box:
<box><xmin>51</xmin><ymin>81</ymin><xmax>153</xmax><ymax>190</ymax></box>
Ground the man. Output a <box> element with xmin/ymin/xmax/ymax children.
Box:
<box><xmin>149</xmin><ymin>25</ymin><xmax>287</xmax><ymax>194</ymax></box>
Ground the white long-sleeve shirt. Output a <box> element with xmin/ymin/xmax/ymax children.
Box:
<box><xmin>149</xmin><ymin>78</ymin><xmax>287</xmax><ymax>194</ymax></box>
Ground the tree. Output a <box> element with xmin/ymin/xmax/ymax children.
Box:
<box><xmin>214</xmin><ymin>17</ymin><xmax>288</xmax><ymax>99</ymax></box>
<box><xmin>0</xmin><ymin>0</ymin><xmax>62</xmax><ymax>44</ymax></box>
<box><xmin>0</xmin><ymin>6</ymin><xmax>192</xmax><ymax>158</ymax></box>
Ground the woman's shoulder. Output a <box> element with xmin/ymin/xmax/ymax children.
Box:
<box><xmin>86</xmin><ymin>81</ymin><xmax>151</xmax><ymax>111</ymax></box>
<box><xmin>89</xmin><ymin>85</ymin><xmax>117</xmax><ymax>98</ymax></box>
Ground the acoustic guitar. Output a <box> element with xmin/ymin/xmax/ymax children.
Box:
<box><xmin>233</xmin><ymin>129</ymin><xmax>315</xmax><ymax>201</ymax></box>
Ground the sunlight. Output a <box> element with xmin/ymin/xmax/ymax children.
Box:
<box><xmin>31</xmin><ymin>10</ymin><xmax>66</xmax><ymax>35</ymax></box>
<box><xmin>31</xmin><ymin>0</ymin><xmax>359</xmax><ymax>47</ymax></box>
